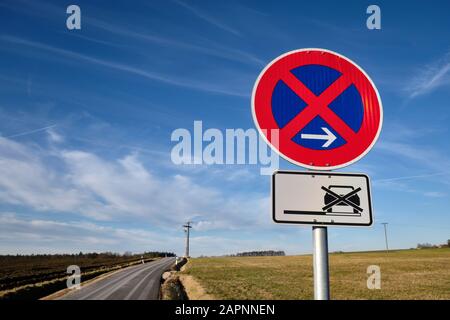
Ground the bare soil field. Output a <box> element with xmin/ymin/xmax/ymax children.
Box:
<box><xmin>0</xmin><ymin>252</ymin><xmax>173</xmax><ymax>299</ymax></box>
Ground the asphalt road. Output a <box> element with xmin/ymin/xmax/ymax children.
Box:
<box><xmin>60</xmin><ymin>257</ymin><xmax>176</xmax><ymax>300</ymax></box>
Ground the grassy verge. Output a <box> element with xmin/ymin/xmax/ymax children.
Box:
<box><xmin>182</xmin><ymin>248</ymin><xmax>450</xmax><ymax>300</ymax></box>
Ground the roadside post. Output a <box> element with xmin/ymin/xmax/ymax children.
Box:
<box><xmin>252</xmin><ymin>49</ymin><xmax>383</xmax><ymax>299</ymax></box>
<box><xmin>183</xmin><ymin>221</ymin><xmax>192</xmax><ymax>258</ymax></box>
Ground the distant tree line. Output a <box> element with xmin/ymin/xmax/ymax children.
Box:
<box><xmin>0</xmin><ymin>251</ymin><xmax>175</xmax><ymax>259</ymax></box>
<box><xmin>416</xmin><ymin>240</ymin><xmax>449</xmax><ymax>249</ymax></box>
<box><xmin>232</xmin><ymin>250</ymin><xmax>286</xmax><ymax>257</ymax></box>
<box><xmin>143</xmin><ymin>251</ymin><xmax>176</xmax><ymax>258</ymax></box>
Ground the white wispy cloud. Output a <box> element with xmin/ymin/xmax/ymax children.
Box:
<box><xmin>0</xmin><ymin>213</ymin><xmax>297</xmax><ymax>256</ymax></box>
<box><xmin>2</xmin><ymin>0</ymin><xmax>262</xmax><ymax>67</ymax></box>
<box><xmin>372</xmin><ymin>125</ymin><xmax>450</xmax><ymax>192</ymax></box>
<box><xmin>46</xmin><ymin>127</ymin><xmax>64</xmax><ymax>143</ymax></box>
<box><xmin>59</xmin><ymin>31</ymin><xmax>128</xmax><ymax>49</ymax></box>
<box><xmin>173</xmin><ymin>0</ymin><xmax>241</xmax><ymax>36</ymax></box>
<box><xmin>86</xmin><ymin>16</ymin><xmax>263</xmax><ymax>66</ymax></box>
<box><xmin>405</xmin><ymin>50</ymin><xmax>450</xmax><ymax>98</ymax></box>
<box><xmin>0</xmin><ymin>137</ymin><xmax>97</xmax><ymax>216</ymax></box>
<box><xmin>376</xmin><ymin>140</ymin><xmax>450</xmax><ymax>171</ymax></box>
<box><xmin>423</xmin><ymin>191</ymin><xmax>447</xmax><ymax>198</ymax></box>
<box><xmin>374</xmin><ymin>171</ymin><xmax>450</xmax><ymax>183</ymax></box>
<box><xmin>0</xmin><ymin>136</ymin><xmax>268</xmax><ymax>229</ymax></box>
<box><xmin>0</xmin><ymin>212</ymin><xmax>179</xmax><ymax>254</ymax></box>
<box><xmin>5</xmin><ymin>124</ymin><xmax>56</xmax><ymax>138</ymax></box>
<box><xmin>0</xmin><ymin>35</ymin><xmax>248</xmax><ymax>97</ymax></box>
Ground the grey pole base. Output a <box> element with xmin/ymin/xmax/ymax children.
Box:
<box><xmin>313</xmin><ymin>226</ymin><xmax>330</xmax><ymax>300</ymax></box>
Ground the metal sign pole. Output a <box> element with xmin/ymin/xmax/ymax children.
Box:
<box><xmin>313</xmin><ymin>226</ymin><xmax>330</xmax><ymax>300</ymax></box>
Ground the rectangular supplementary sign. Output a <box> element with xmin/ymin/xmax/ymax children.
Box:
<box><xmin>272</xmin><ymin>171</ymin><xmax>373</xmax><ymax>226</ymax></box>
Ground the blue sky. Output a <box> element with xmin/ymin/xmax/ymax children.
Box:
<box><xmin>0</xmin><ymin>0</ymin><xmax>449</xmax><ymax>256</ymax></box>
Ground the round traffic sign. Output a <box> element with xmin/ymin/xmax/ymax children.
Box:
<box><xmin>252</xmin><ymin>48</ymin><xmax>383</xmax><ymax>170</ymax></box>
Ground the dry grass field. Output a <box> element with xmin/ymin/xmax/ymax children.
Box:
<box><xmin>183</xmin><ymin>248</ymin><xmax>450</xmax><ymax>300</ymax></box>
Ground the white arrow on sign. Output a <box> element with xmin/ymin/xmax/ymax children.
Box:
<box><xmin>300</xmin><ymin>127</ymin><xmax>337</xmax><ymax>148</ymax></box>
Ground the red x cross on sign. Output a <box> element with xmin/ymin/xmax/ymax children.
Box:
<box><xmin>280</xmin><ymin>70</ymin><xmax>356</xmax><ymax>143</ymax></box>
<box><xmin>252</xmin><ymin>48</ymin><xmax>383</xmax><ymax>170</ymax></box>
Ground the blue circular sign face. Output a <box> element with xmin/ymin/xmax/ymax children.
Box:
<box><xmin>271</xmin><ymin>64</ymin><xmax>364</xmax><ymax>150</ymax></box>
<box><xmin>252</xmin><ymin>48</ymin><xmax>383</xmax><ymax>170</ymax></box>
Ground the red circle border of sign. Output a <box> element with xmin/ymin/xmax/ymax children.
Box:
<box><xmin>251</xmin><ymin>48</ymin><xmax>383</xmax><ymax>170</ymax></box>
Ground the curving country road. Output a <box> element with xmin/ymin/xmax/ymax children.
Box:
<box><xmin>60</xmin><ymin>257</ymin><xmax>176</xmax><ymax>300</ymax></box>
